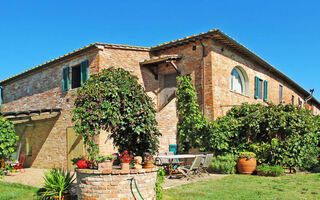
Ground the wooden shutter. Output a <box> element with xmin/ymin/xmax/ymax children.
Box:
<box><xmin>80</xmin><ymin>60</ymin><xmax>89</xmax><ymax>85</ymax></box>
<box><xmin>62</xmin><ymin>67</ymin><xmax>69</xmax><ymax>91</ymax></box>
<box><xmin>254</xmin><ymin>76</ymin><xmax>259</xmax><ymax>99</ymax></box>
<box><xmin>263</xmin><ymin>80</ymin><xmax>268</xmax><ymax>101</ymax></box>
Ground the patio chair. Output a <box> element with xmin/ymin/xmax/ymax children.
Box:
<box><xmin>200</xmin><ymin>154</ymin><xmax>213</xmax><ymax>175</ymax></box>
<box><xmin>177</xmin><ymin>155</ymin><xmax>203</xmax><ymax>180</ymax></box>
<box><xmin>11</xmin><ymin>154</ymin><xmax>26</xmax><ymax>173</ymax></box>
<box><xmin>155</xmin><ymin>152</ymin><xmax>170</xmax><ymax>166</ymax></box>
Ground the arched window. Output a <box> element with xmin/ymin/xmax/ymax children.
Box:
<box><xmin>230</xmin><ymin>67</ymin><xmax>248</xmax><ymax>95</ymax></box>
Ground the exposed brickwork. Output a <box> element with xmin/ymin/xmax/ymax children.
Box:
<box><xmin>76</xmin><ymin>168</ymin><xmax>157</xmax><ymax>200</ymax></box>
<box><xmin>1</xmin><ymin>35</ymin><xmax>319</xmax><ymax>169</ymax></box>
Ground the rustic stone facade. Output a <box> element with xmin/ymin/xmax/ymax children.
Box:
<box><xmin>76</xmin><ymin>168</ymin><xmax>158</xmax><ymax>200</ymax></box>
<box><xmin>1</xmin><ymin>29</ymin><xmax>319</xmax><ymax>169</ymax></box>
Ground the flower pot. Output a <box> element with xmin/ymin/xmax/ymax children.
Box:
<box><xmin>53</xmin><ymin>194</ymin><xmax>71</xmax><ymax>200</ymax></box>
<box><xmin>121</xmin><ymin>162</ymin><xmax>130</xmax><ymax>170</ymax></box>
<box><xmin>0</xmin><ymin>159</ymin><xmax>5</xmax><ymax>169</ymax></box>
<box><xmin>237</xmin><ymin>157</ymin><xmax>256</xmax><ymax>174</ymax></box>
<box><xmin>98</xmin><ymin>160</ymin><xmax>114</xmax><ymax>170</ymax></box>
<box><xmin>143</xmin><ymin>160</ymin><xmax>154</xmax><ymax>169</ymax></box>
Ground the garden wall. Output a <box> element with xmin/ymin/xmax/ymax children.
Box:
<box><xmin>76</xmin><ymin>168</ymin><xmax>158</xmax><ymax>200</ymax></box>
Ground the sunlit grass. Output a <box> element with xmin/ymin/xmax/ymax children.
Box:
<box><xmin>0</xmin><ymin>181</ymin><xmax>38</xmax><ymax>200</ymax></box>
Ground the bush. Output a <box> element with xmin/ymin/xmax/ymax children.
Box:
<box><xmin>72</xmin><ymin>68</ymin><xmax>161</xmax><ymax>159</ymax></box>
<box><xmin>257</xmin><ymin>164</ymin><xmax>285</xmax><ymax>177</ymax></box>
<box><xmin>201</xmin><ymin>103</ymin><xmax>320</xmax><ymax>170</ymax></box>
<box><xmin>208</xmin><ymin>154</ymin><xmax>237</xmax><ymax>174</ymax></box>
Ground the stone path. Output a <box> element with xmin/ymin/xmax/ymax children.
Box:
<box><xmin>163</xmin><ymin>174</ymin><xmax>228</xmax><ymax>189</ymax></box>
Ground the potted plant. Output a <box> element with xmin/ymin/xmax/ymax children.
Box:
<box><xmin>120</xmin><ymin>150</ymin><xmax>133</xmax><ymax>170</ymax></box>
<box><xmin>72</xmin><ymin>156</ymin><xmax>89</xmax><ymax>169</ymax></box>
<box><xmin>143</xmin><ymin>152</ymin><xmax>154</xmax><ymax>169</ymax></box>
<box><xmin>95</xmin><ymin>154</ymin><xmax>115</xmax><ymax>170</ymax></box>
<box><xmin>237</xmin><ymin>152</ymin><xmax>257</xmax><ymax>174</ymax></box>
<box><xmin>38</xmin><ymin>168</ymin><xmax>75</xmax><ymax>200</ymax></box>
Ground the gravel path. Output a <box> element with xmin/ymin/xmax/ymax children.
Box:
<box><xmin>2</xmin><ymin>168</ymin><xmax>46</xmax><ymax>188</ymax></box>
<box><xmin>163</xmin><ymin>174</ymin><xmax>228</xmax><ymax>189</ymax></box>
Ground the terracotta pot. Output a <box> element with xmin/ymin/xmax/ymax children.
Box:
<box><xmin>52</xmin><ymin>194</ymin><xmax>71</xmax><ymax>200</ymax></box>
<box><xmin>237</xmin><ymin>157</ymin><xmax>256</xmax><ymax>174</ymax></box>
<box><xmin>0</xmin><ymin>159</ymin><xmax>5</xmax><ymax>169</ymax></box>
<box><xmin>98</xmin><ymin>160</ymin><xmax>114</xmax><ymax>170</ymax></box>
<box><xmin>121</xmin><ymin>162</ymin><xmax>130</xmax><ymax>170</ymax></box>
<box><xmin>144</xmin><ymin>160</ymin><xmax>154</xmax><ymax>169</ymax></box>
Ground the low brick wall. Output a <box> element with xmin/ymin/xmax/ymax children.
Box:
<box><xmin>76</xmin><ymin>168</ymin><xmax>158</xmax><ymax>200</ymax></box>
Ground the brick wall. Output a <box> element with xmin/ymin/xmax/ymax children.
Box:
<box><xmin>76</xmin><ymin>168</ymin><xmax>157</xmax><ymax>200</ymax></box>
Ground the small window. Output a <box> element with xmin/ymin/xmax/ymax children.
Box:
<box><xmin>72</xmin><ymin>65</ymin><xmax>81</xmax><ymax>89</ymax></box>
<box><xmin>298</xmin><ymin>98</ymin><xmax>303</xmax><ymax>108</ymax></box>
<box><xmin>279</xmin><ymin>85</ymin><xmax>283</xmax><ymax>103</ymax></box>
<box><xmin>230</xmin><ymin>67</ymin><xmax>248</xmax><ymax>95</ymax></box>
<box><xmin>159</xmin><ymin>73</ymin><xmax>177</xmax><ymax>109</ymax></box>
<box><xmin>291</xmin><ymin>95</ymin><xmax>295</xmax><ymax>105</ymax></box>
<box><xmin>254</xmin><ymin>76</ymin><xmax>264</xmax><ymax>100</ymax></box>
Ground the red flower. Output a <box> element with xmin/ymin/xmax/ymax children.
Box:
<box><xmin>120</xmin><ymin>150</ymin><xmax>133</xmax><ymax>163</ymax></box>
<box><xmin>77</xmin><ymin>160</ymin><xmax>89</xmax><ymax>169</ymax></box>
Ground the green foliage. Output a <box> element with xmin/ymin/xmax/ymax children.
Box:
<box><xmin>202</xmin><ymin>103</ymin><xmax>320</xmax><ymax>170</ymax></box>
<box><xmin>72</xmin><ymin>68</ymin><xmax>161</xmax><ymax>159</ymax></box>
<box><xmin>38</xmin><ymin>168</ymin><xmax>75</xmax><ymax>199</ymax></box>
<box><xmin>95</xmin><ymin>154</ymin><xmax>115</xmax><ymax>163</ymax></box>
<box><xmin>257</xmin><ymin>164</ymin><xmax>285</xmax><ymax>176</ymax></box>
<box><xmin>208</xmin><ymin>154</ymin><xmax>237</xmax><ymax>174</ymax></box>
<box><xmin>155</xmin><ymin>167</ymin><xmax>165</xmax><ymax>200</ymax></box>
<box><xmin>176</xmin><ymin>75</ymin><xmax>206</xmax><ymax>152</ymax></box>
<box><xmin>0</xmin><ymin>117</ymin><xmax>19</xmax><ymax>178</ymax></box>
<box><xmin>238</xmin><ymin>152</ymin><xmax>256</xmax><ymax>159</ymax></box>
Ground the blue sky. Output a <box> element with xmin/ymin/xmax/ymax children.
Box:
<box><xmin>1</xmin><ymin>0</ymin><xmax>320</xmax><ymax>100</ymax></box>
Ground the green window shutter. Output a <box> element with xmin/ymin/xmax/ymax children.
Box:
<box><xmin>264</xmin><ymin>80</ymin><xmax>268</xmax><ymax>101</ymax></box>
<box><xmin>81</xmin><ymin>60</ymin><xmax>89</xmax><ymax>85</ymax></box>
<box><xmin>254</xmin><ymin>76</ymin><xmax>259</xmax><ymax>99</ymax></box>
<box><xmin>62</xmin><ymin>67</ymin><xmax>69</xmax><ymax>91</ymax></box>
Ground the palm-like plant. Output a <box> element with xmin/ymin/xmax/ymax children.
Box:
<box><xmin>38</xmin><ymin>168</ymin><xmax>75</xmax><ymax>200</ymax></box>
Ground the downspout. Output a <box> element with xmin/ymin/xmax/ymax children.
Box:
<box><xmin>198</xmin><ymin>35</ymin><xmax>206</xmax><ymax>115</ymax></box>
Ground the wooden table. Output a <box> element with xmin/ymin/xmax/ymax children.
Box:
<box><xmin>154</xmin><ymin>154</ymin><xmax>202</xmax><ymax>177</ymax></box>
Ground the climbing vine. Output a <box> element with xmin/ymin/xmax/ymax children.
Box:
<box><xmin>176</xmin><ymin>75</ymin><xmax>206</xmax><ymax>152</ymax></box>
<box><xmin>72</xmin><ymin>68</ymin><xmax>161</xmax><ymax>160</ymax></box>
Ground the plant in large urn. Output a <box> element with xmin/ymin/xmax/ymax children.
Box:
<box><xmin>237</xmin><ymin>152</ymin><xmax>257</xmax><ymax>174</ymax></box>
<box><xmin>95</xmin><ymin>154</ymin><xmax>115</xmax><ymax>170</ymax></box>
<box><xmin>143</xmin><ymin>152</ymin><xmax>154</xmax><ymax>169</ymax></box>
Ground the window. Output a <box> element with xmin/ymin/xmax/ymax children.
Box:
<box><xmin>254</xmin><ymin>76</ymin><xmax>268</xmax><ymax>101</ymax></box>
<box><xmin>63</xmin><ymin>60</ymin><xmax>89</xmax><ymax>90</ymax></box>
<box><xmin>72</xmin><ymin>65</ymin><xmax>81</xmax><ymax>89</ymax></box>
<box><xmin>291</xmin><ymin>95</ymin><xmax>295</xmax><ymax>104</ymax></box>
<box><xmin>159</xmin><ymin>73</ymin><xmax>177</xmax><ymax>109</ymax></box>
<box><xmin>230</xmin><ymin>67</ymin><xmax>248</xmax><ymax>95</ymax></box>
<box><xmin>279</xmin><ymin>85</ymin><xmax>283</xmax><ymax>103</ymax></box>
<box><xmin>298</xmin><ymin>98</ymin><xmax>303</xmax><ymax>108</ymax></box>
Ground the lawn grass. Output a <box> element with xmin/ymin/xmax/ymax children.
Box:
<box><xmin>0</xmin><ymin>181</ymin><xmax>38</xmax><ymax>200</ymax></box>
<box><xmin>164</xmin><ymin>173</ymin><xmax>320</xmax><ymax>200</ymax></box>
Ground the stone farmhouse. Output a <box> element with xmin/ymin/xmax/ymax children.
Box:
<box><xmin>1</xmin><ymin>29</ymin><xmax>319</xmax><ymax>170</ymax></box>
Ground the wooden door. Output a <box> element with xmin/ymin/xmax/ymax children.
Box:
<box><xmin>67</xmin><ymin>127</ymin><xmax>84</xmax><ymax>171</ymax></box>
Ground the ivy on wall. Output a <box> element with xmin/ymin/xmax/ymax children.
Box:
<box><xmin>176</xmin><ymin>74</ymin><xmax>206</xmax><ymax>152</ymax></box>
<box><xmin>72</xmin><ymin>68</ymin><xmax>161</xmax><ymax>159</ymax></box>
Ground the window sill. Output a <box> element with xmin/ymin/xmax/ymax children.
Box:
<box><xmin>229</xmin><ymin>90</ymin><xmax>250</xmax><ymax>98</ymax></box>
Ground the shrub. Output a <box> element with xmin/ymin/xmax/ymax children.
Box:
<box><xmin>257</xmin><ymin>164</ymin><xmax>285</xmax><ymax>176</ymax></box>
<box><xmin>0</xmin><ymin>117</ymin><xmax>19</xmax><ymax>177</ymax></box>
<box><xmin>72</xmin><ymin>68</ymin><xmax>161</xmax><ymax>159</ymax></box>
<box><xmin>208</xmin><ymin>154</ymin><xmax>237</xmax><ymax>174</ymax></box>
<box><xmin>202</xmin><ymin>103</ymin><xmax>320</xmax><ymax>170</ymax></box>
<box><xmin>238</xmin><ymin>152</ymin><xmax>256</xmax><ymax>159</ymax></box>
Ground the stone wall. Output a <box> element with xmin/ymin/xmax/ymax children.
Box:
<box><xmin>76</xmin><ymin>168</ymin><xmax>158</xmax><ymax>200</ymax></box>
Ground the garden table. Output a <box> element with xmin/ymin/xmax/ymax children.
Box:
<box><xmin>154</xmin><ymin>154</ymin><xmax>203</xmax><ymax>178</ymax></box>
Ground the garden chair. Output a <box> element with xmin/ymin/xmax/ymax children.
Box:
<box><xmin>200</xmin><ymin>154</ymin><xmax>213</xmax><ymax>175</ymax></box>
<box><xmin>11</xmin><ymin>154</ymin><xmax>26</xmax><ymax>173</ymax></box>
<box><xmin>177</xmin><ymin>155</ymin><xmax>203</xmax><ymax>180</ymax></box>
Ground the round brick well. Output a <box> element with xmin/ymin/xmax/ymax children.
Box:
<box><xmin>76</xmin><ymin>168</ymin><xmax>158</xmax><ymax>200</ymax></box>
